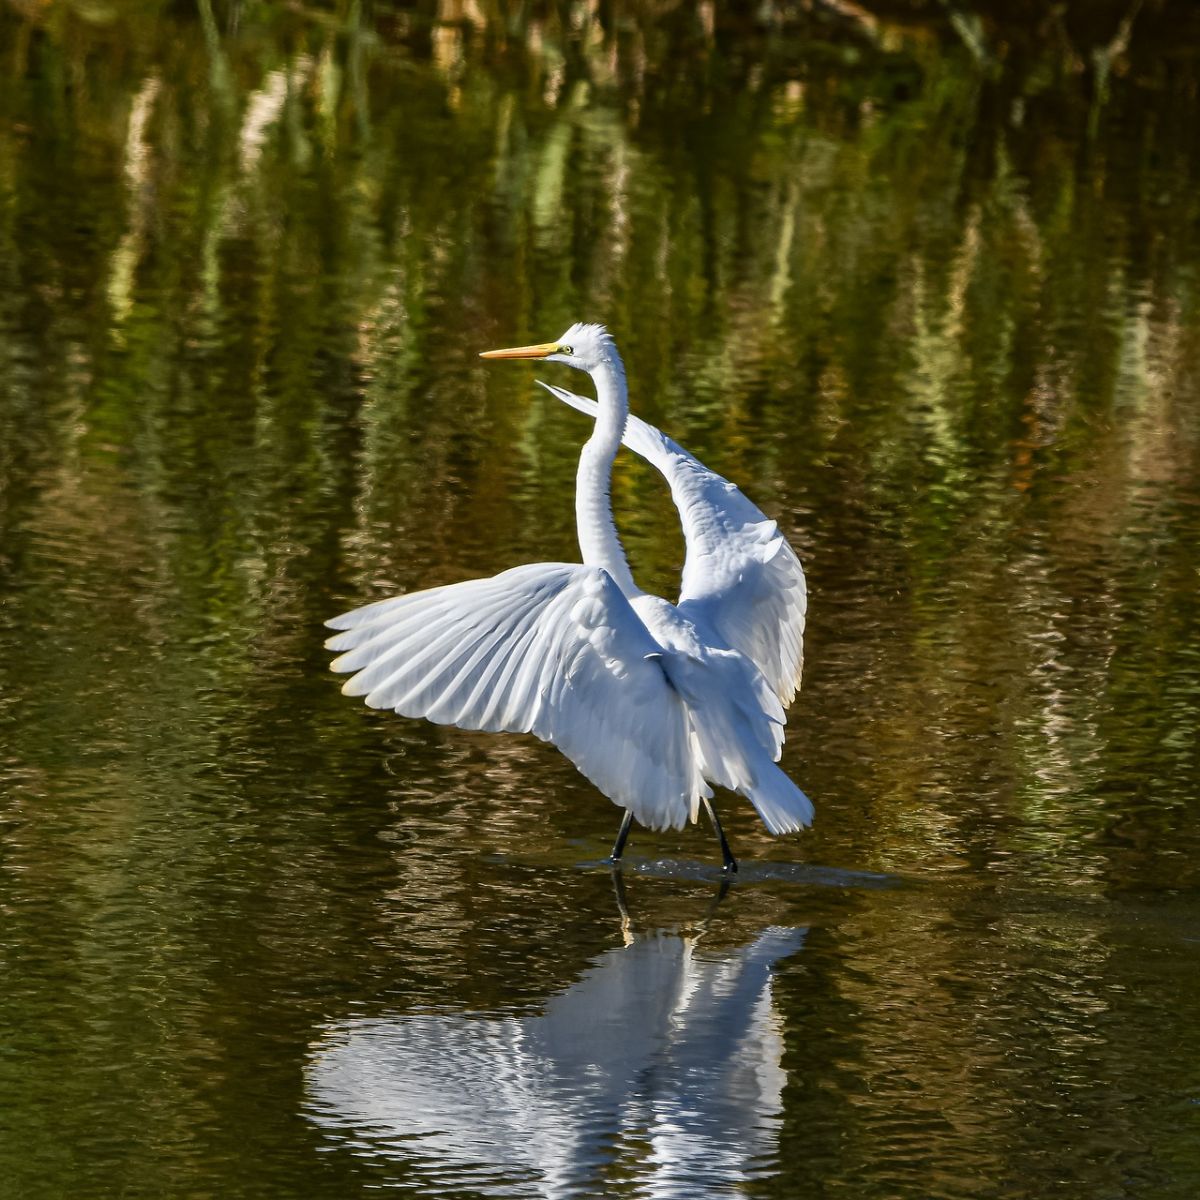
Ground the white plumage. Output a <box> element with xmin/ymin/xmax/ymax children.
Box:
<box><xmin>540</xmin><ymin>381</ymin><xmax>807</xmax><ymax>708</ymax></box>
<box><xmin>327</xmin><ymin>563</ymin><xmax>702</xmax><ymax>832</ymax></box>
<box><xmin>326</xmin><ymin>323</ymin><xmax>811</xmax><ymax>868</ymax></box>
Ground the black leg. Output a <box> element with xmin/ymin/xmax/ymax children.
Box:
<box><xmin>702</xmin><ymin>797</ymin><xmax>738</xmax><ymax>873</ymax></box>
<box><xmin>610</xmin><ymin>808</ymin><xmax>634</xmax><ymax>865</ymax></box>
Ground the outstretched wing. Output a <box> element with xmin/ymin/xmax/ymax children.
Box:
<box><xmin>325</xmin><ymin>562</ymin><xmax>703</xmax><ymax>831</ymax></box>
<box><xmin>541</xmin><ymin>383</ymin><xmax>807</xmax><ymax>707</ymax></box>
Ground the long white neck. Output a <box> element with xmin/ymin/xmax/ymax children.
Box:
<box><xmin>576</xmin><ymin>354</ymin><xmax>639</xmax><ymax>598</ymax></box>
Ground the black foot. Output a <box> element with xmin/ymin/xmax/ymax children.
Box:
<box><xmin>609</xmin><ymin>808</ymin><xmax>634</xmax><ymax>866</ymax></box>
<box><xmin>702</xmin><ymin>797</ymin><xmax>738</xmax><ymax>875</ymax></box>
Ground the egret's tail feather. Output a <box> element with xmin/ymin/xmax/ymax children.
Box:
<box><xmin>747</xmin><ymin>762</ymin><xmax>813</xmax><ymax>835</ymax></box>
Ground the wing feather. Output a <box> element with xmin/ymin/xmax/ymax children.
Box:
<box><xmin>540</xmin><ymin>383</ymin><xmax>807</xmax><ymax>706</ymax></box>
<box><xmin>326</xmin><ymin>563</ymin><xmax>702</xmax><ymax>830</ymax></box>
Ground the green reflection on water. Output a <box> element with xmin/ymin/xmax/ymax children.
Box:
<box><xmin>1</xmin><ymin>2</ymin><xmax>1199</xmax><ymax>1198</ymax></box>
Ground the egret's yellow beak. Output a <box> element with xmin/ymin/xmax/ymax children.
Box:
<box><xmin>479</xmin><ymin>341</ymin><xmax>559</xmax><ymax>360</ymax></box>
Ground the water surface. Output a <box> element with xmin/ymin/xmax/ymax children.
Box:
<box><xmin>1</xmin><ymin>2</ymin><xmax>1199</xmax><ymax>1197</ymax></box>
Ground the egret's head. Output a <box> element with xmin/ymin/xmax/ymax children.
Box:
<box><xmin>480</xmin><ymin>323</ymin><xmax>621</xmax><ymax>375</ymax></box>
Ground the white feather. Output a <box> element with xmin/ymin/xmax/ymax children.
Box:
<box><xmin>539</xmin><ymin>381</ymin><xmax>807</xmax><ymax>707</ymax></box>
<box><xmin>327</xmin><ymin>563</ymin><xmax>703</xmax><ymax>831</ymax></box>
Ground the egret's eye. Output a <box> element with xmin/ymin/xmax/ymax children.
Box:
<box><xmin>559</xmin><ymin>345</ymin><xmax>574</xmax><ymax>356</ymax></box>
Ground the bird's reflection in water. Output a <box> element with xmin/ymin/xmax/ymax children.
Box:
<box><xmin>305</xmin><ymin>880</ymin><xmax>807</xmax><ymax>1197</ymax></box>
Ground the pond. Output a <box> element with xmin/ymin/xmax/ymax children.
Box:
<box><xmin>1</xmin><ymin>2</ymin><xmax>1198</xmax><ymax>1197</ymax></box>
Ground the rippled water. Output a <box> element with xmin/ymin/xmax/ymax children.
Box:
<box><xmin>2</xmin><ymin>2</ymin><xmax>1199</xmax><ymax>1197</ymax></box>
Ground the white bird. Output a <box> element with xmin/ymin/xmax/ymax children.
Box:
<box><xmin>325</xmin><ymin>323</ymin><xmax>811</xmax><ymax>870</ymax></box>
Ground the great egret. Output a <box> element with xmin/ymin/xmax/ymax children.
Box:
<box><xmin>325</xmin><ymin>324</ymin><xmax>811</xmax><ymax>870</ymax></box>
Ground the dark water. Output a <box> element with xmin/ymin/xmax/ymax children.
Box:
<box><xmin>2</xmin><ymin>2</ymin><xmax>1199</xmax><ymax>1197</ymax></box>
